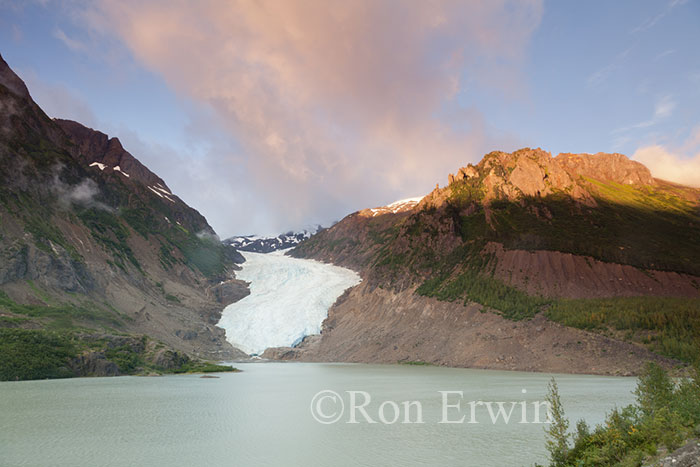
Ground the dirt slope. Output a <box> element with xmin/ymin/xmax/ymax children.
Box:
<box><xmin>264</xmin><ymin>282</ymin><xmax>676</xmax><ymax>376</ymax></box>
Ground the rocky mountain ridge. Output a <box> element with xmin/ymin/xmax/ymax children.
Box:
<box><xmin>288</xmin><ymin>147</ymin><xmax>700</xmax><ymax>373</ymax></box>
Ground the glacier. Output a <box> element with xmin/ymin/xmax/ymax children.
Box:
<box><xmin>217</xmin><ymin>250</ymin><xmax>361</xmax><ymax>355</ymax></box>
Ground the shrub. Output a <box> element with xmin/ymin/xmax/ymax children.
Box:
<box><xmin>543</xmin><ymin>363</ymin><xmax>698</xmax><ymax>466</ymax></box>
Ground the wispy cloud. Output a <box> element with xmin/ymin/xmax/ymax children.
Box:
<box><xmin>654</xmin><ymin>49</ymin><xmax>675</xmax><ymax>61</ymax></box>
<box><xmin>631</xmin><ymin>0</ymin><xmax>686</xmax><ymax>34</ymax></box>
<box><xmin>587</xmin><ymin>48</ymin><xmax>631</xmax><ymax>88</ymax></box>
<box><xmin>612</xmin><ymin>94</ymin><xmax>675</xmax><ymax>134</ymax></box>
<box><xmin>53</xmin><ymin>28</ymin><xmax>87</xmax><ymax>52</ymax></box>
<box><xmin>654</xmin><ymin>94</ymin><xmax>676</xmax><ymax>119</ymax></box>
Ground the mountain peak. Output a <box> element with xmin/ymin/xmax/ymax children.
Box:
<box><xmin>440</xmin><ymin>148</ymin><xmax>657</xmax><ymax>207</ymax></box>
<box><xmin>55</xmin><ymin>118</ymin><xmax>173</xmax><ymax>192</ymax></box>
<box><xmin>555</xmin><ymin>151</ymin><xmax>655</xmax><ymax>185</ymax></box>
<box><xmin>0</xmin><ymin>53</ymin><xmax>30</xmax><ymax>100</ymax></box>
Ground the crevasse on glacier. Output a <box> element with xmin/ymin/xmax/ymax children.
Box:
<box><xmin>217</xmin><ymin>250</ymin><xmax>361</xmax><ymax>355</ymax></box>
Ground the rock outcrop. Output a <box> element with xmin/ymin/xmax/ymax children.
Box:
<box><xmin>431</xmin><ymin>148</ymin><xmax>658</xmax><ymax>211</ymax></box>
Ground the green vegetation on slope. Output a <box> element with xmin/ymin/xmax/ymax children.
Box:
<box><xmin>121</xmin><ymin>196</ymin><xmax>233</xmax><ymax>281</ymax></box>
<box><xmin>543</xmin><ymin>363</ymin><xmax>700</xmax><ymax>466</ymax></box>
<box><xmin>547</xmin><ymin>297</ymin><xmax>700</xmax><ymax>363</ymax></box>
<box><xmin>0</xmin><ymin>329</ymin><xmax>76</xmax><ymax>380</ymax></box>
<box><xmin>417</xmin><ymin>273</ymin><xmax>700</xmax><ymax>363</ymax></box>
<box><xmin>0</xmin><ymin>327</ymin><xmax>236</xmax><ymax>382</ymax></box>
<box><xmin>0</xmin><ymin>290</ymin><xmax>124</xmax><ymax>331</ymax></box>
<box><xmin>0</xmin><ymin>189</ymin><xmax>82</xmax><ymax>262</ymax></box>
<box><xmin>77</xmin><ymin>207</ymin><xmax>142</xmax><ymax>272</ymax></box>
<box><xmin>443</xmin><ymin>175</ymin><xmax>700</xmax><ymax>276</ymax></box>
<box><xmin>417</xmin><ymin>267</ymin><xmax>548</xmax><ymax>321</ymax></box>
<box><xmin>0</xmin><ymin>292</ymin><xmax>235</xmax><ymax>381</ymax></box>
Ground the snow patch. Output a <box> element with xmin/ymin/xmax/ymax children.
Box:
<box><xmin>148</xmin><ymin>186</ymin><xmax>164</xmax><ymax>198</ymax></box>
<box><xmin>113</xmin><ymin>166</ymin><xmax>130</xmax><ymax>177</ymax></box>
<box><xmin>147</xmin><ymin>185</ymin><xmax>175</xmax><ymax>203</ymax></box>
<box><xmin>217</xmin><ymin>250</ymin><xmax>361</xmax><ymax>355</ymax></box>
<box><xmin>369</xmin><ymin>196</ymin><xmax>424</xmax><ymax>216</ymax></box>
<box><xmin>153</xmin><ymin>185</ymin><xmax>172</xmax><ymax>195</ymax></box>
<box><xmin>386</xmin><ymin>196</ymin><xmax>424</xmax><ymax>211</ymax></box>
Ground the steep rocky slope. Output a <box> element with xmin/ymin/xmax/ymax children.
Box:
<box><xmin>263</xmin><ymin>283</ymin><xmax>670</xmax><ymax>376</ymax></box>
<box><xmin>288</xmin><ymin>148</ymin><xmax>700</xmax><ymax>373</ymax></box>
<box><xmin>0</xmin><ymin>54</ymin><xmax>248</xmax><ymax>379</ymax></box>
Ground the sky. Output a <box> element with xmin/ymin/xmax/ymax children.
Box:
<box><xmin>1</xmin><ymin>0</ymin><xmax>699</xmax><ymax>237</ymax></box>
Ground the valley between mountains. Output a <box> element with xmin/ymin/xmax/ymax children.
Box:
<box><xmin>1</xmin><ymin>53</ymin><xmax>699</xmax><ymax>381</ymax></box>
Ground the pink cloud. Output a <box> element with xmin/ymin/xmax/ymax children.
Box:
<box><xmin>83</xmin><ymin>0</ymin><xmax>542</xmax><ymax>233</ymax></box>
<box><xmin>633</xmin><ymin>126</ymin><xmax>700</xmax><ymax>187</ymax></box>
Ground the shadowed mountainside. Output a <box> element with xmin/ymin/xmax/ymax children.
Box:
<box><xmin>0</xmin><ymin>54</ymin><xmax>249</xmax><ymax>380</ymax></box>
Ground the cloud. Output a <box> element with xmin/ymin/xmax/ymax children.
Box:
<box><xmin>653</xmin><ymin>94</ymin><xmax>675</xmax><ymax>119</ymax></box>
<box><xmin>587</xmin><ymin>48</ymin><xmax>631</xmax><ymax>88</ymax></box>
<box><xmin>612</xmin><ymin>94</ymin><xmax>675</xmax><ymax>134</ymax></box>
<box><xmin>654</xmin><ymin>49</ymin><xmax>675</xmax><ymax>61</ymax></box>
<box><xmin>53</xmin><ymin>28</ymin><xmax>87</xmax><ymax>52</ymax></box>
<box><xmin>75</xmin><ymin>0</ymin><xmax>542</xmax><ymax>235</ymax></box>
<box><xmin>53</xmin><ymin>176</ymin><xmax>114</xmax><ymax>211</ymax></box>
<box><xmin>630</xmin><ymin>0</ymin><xmax>686</xmax><ymax>34</ymax></box>
<box><xmin>196</xmin><ymin>230</ymin><xmax>221</xmax><ymax>243</ymax></box>
<box><xmin>632</xmin><ymin>126</ymin><xmax>700</xmax><ymax>187</ymax></box>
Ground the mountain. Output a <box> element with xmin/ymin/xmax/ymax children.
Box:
<box><xmin>0</xmin><ymin>54</ymin><xmax>249</xmax><ymax>380</ymax></box>
<box><xmin>224</xmin><ymin>226</ymin><xmax>323</xmax><ymax>253</ymax></box>
<box><xmin>280</xmin><ymin>148</ymin><xmax>700</xmax><ymax>374</ymax></box>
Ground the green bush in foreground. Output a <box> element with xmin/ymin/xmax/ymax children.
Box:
<box><xmin>544</xmin><ymin>362</ymin><xmax>700</xmax><ymax>466</ymax></box>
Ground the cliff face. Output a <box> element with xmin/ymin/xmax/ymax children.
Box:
<box><xmin>435</xmin><ymin>148</ymin><xmax>658</xmax><ymax>209</ymax></box>
<box><xmin>0</xmin><ymin>54</ymin><xmax>248</xmax><ymax>368</ymax></box>
<box><xmin>290</xmin><ymin>147</ymin><xmax>700</xmax><ymax>373</ymax></box>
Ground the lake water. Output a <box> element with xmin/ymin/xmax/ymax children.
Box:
<box><xmin>0</xmin><ymin>362</ymin><xmax>637</xmax><ymax>466</ymax></box>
